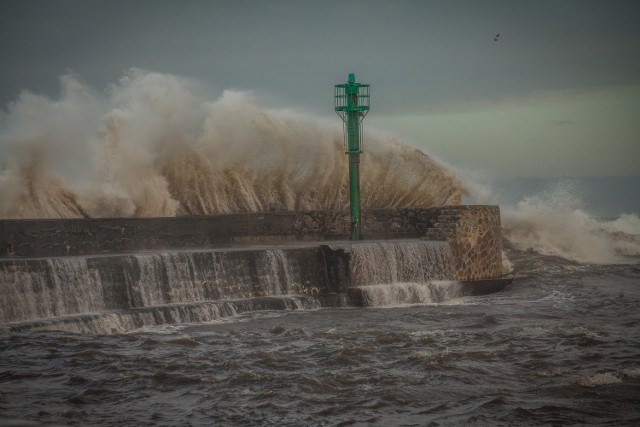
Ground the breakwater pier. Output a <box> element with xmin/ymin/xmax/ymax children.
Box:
<box><xmin>1</xmin><ymin>206</ymin><xmax>511</xmax><ymax>334</ymax></box>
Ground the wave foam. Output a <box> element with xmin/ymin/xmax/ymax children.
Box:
<box><xmin>0</xmin><ymin>70</ymin><xmax>464</xmax><ymax>219</ymax></box>
<box><xmin>501</xmin><ymin>182</ymin><xmax>640</xmax><ymax>264</ymax></box>
<box><xmin>577</xmin><ymin>372</ymin><xmax>622</xmax><ymax>387</ymax></box>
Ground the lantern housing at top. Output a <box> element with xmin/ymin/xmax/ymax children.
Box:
<box><xmin>335</xmin><ymin>73</ymin><xmax>370</xmax><ymax>153</ymax></box>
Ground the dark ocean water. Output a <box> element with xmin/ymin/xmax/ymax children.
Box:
<box><xmin>1</xmin><ymin>246</ymin><xmax>639</xmax><ymax>426</ymax></box>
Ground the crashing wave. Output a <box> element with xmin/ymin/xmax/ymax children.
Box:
<box><xmin>0</xmin><ymin>70</ymin><xmax>464</xmax><ymax>219</ymax></box>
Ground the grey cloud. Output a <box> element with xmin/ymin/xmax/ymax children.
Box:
<box><xmin>1</xmin><ymin>0</ymin><xmax>639</xmax><ymax>113</ymax></box>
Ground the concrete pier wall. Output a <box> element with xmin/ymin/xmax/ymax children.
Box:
<box><xmin>0</xmin><ymin>206</ymin><xmax>502</xmax><ymax>281</ymax></box>
<box><xmin>1</xmin><ymin>209</ymin><xmax>439</xmax><ymax>258</ymax></box>
<box><xmin>0</xmin><ymin>245</ymin><xmax>349</xmax><ymax>325</ymax></box>
<box><xmin>0</xmin><ymin>240</ymin><xmax>509</xmax><ymax>331</ymax></box>
<box><xmin>0</xmin><ymin>206</ymin><xmax>508</xmax><ymax>332</ymax></box>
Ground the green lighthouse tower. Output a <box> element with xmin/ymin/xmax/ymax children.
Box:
<box><xmin>335</xmin><ymin>73</ymin><xmax>370</xmax><ymax>240</ymax></box>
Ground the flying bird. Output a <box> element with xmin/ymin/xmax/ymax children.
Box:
<box><xmin>494</xmin><ymin>33</ymin><xmax>502</xmax><ymax>42</ymax></box>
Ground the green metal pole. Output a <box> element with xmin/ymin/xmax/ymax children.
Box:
<box><xmin>346</xmin><ymin>74</ymin><xmax>362</xmax><ymax>240</ymax></box>
<box><xmin>335</xmin><ymin>73</ymin><xmax>368</xmax><ymax>241</ymax></box>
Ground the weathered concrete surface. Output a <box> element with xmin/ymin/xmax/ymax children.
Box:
<box><xmin>1</xmin><ymin>206</ymin><xmax>494</xmax><ymax>248</ymax></box>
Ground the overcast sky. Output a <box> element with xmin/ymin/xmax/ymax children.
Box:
<box><xmin>1</xmin><ymin>0</ymin><xmax>639</xmax><ymax>179</ymax></box>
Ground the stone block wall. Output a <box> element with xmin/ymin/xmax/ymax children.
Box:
<box><xmin>425</xmin><ymin>206</ymin><xmax>503</xmax><ymax>280</ymax></box>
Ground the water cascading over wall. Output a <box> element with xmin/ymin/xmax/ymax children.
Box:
<box><xmin>332</xmin><ymin>241</ymin><xmax>464</xmax><ymax>307</ymax></box>
<box><xmin>334</xmin><ymin>241</ymin><xmax>454</xmax><ymax>285</ymax></box>
<box><xmin>0</xmin><ymin>242</ymin><xmax>444</xmax><ymax>333</ymax></box>
<box><xmin>0</xmin><ymin>239</ymin><xmax>484</xmax><ymax>334</ymax></box>
<box><xmin>0</xmin><ymin>248</ymin><xmax>326</xmax><ymax>326</ymax></box>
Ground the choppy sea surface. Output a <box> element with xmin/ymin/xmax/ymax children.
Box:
<box><xmin>1</xmin><ymin>246</ymin><xmax>639</xmax><ymax>426</ymax></box>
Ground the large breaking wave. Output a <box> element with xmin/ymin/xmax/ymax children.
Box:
<box><xmin>0</xmin><ymin>70</ymin><xmax>464</xmax><ymax>219</ymax></box>
<box><xmin>501</xmin><ymin>182</ymin><xmax>640</xmax><ymax>264</ymax></box>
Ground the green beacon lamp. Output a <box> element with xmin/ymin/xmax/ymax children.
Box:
<box><xmin>335</xmin><ymin>73</ymin><xmax>370</xmax><ymax>240</ymax></box>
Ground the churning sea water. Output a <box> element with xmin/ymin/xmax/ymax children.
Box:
<box><xmin>1</xmin><ymin>243</ymin><xmax>638</xmax><ymax>426</ymax></box>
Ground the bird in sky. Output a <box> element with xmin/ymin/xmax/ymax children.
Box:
<box><xmin>494</xmin><ymin>33</ymin><xmax>502</xmax><ymax>42</ymax></box>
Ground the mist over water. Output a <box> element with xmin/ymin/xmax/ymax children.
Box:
<box><xmin>0</xmin><ymin>70</ymin><xmax>463</xmax><ymax>219</ymax></box>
